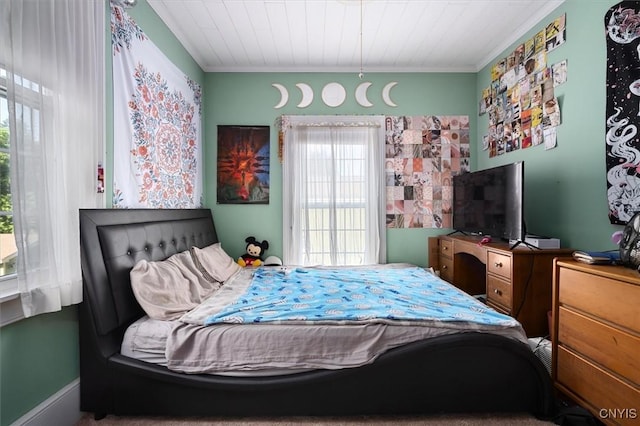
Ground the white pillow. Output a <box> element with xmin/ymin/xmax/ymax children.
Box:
<box><xmin>130</xmin><ymin>250</ymin><xmax>220</xmax><ymax>320</ymax></box>
<box><xmin>190</xmin><ymin>242</ymin><xmax>240</xmax><ymax>283</ymax></box>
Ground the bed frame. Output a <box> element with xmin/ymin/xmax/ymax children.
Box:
<box><xmin>79</xmin><ymin>208</ymin><xmax>555</xmax><ymax>419</ymax></box>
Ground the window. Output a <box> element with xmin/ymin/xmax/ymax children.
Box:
<box><xmin>283</xmin><ymin>116</ymin><xmax>386</xmax><ymax>266</ymax></box>
<box><xmin>303</xmin><ymin>136</ymin><xmax>367</xmax><ymax>264</ymax></box>
<box><xmin>1</xmin><ymin>0</ymin><xmax>104</xmax><ymax>319</ymax></box>
<box><xmin>0</xmin><ymin>70</ymin><xmax>16</xmax><ymax>290</ymax></box>
<box><xmin>0</xmin><ymin>68</ymin><xmax>45</xmax><ymax>298</ymax></box>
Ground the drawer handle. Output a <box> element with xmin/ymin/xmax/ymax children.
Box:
<box><xmin>494</xmin><ymin>262</ymin><xmax>502</xmax><ymax>268</ymax></box>
<box><xmin>442</xmin><ymin>265</ymin><xmax>448</xmax><ymax>270</ymax></box>
<box><xmin>443</xmin><ymin>246</ymin><xmax>449</xmax><ymax>251</ymax></box>
<box><xmin>494</xmin><ymin>289</ymin><xmax>502</xmax><ymax>296</ymax></box>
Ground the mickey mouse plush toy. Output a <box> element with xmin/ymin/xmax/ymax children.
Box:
<box><xmin>238</xmin><ymin>236</ymin><xmax>269</xmax><ymax>267</ymax></box>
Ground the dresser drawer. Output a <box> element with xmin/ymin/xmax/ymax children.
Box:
<box><xmin>439</xmin><ymin>239</ymin><xmax>453</xmax><ymax>258</ymax></box>
<box><xmin>558</xmin><ymin>307</ymin><xmax>640</xmax><ymax>386</ymax></box>
<box><xmin>487</xmin><ymin>274</ymin><xmax>512</xmax><ymax>311</ymax></box>
<box><xmin>439</xmin><ymin>255</ymin><xmax>454</xmax><ymax>283</ymax></box>
<box><xmin>487</xmin><ymin>251</ymin><xmax>511</xmax><ymax>280</ymax></box>
<box><xmin>558</xmin><ymin>268</ymin><xmax>640</xmax><ymax>333</ymax></box>
<box><xmin>557</xmin><ymin>346</ymin><xmax>640</xmax><ymax>425</ymax></box>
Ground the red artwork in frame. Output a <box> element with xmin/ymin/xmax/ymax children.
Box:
<box><xmin>217</xmin><ymin>125</ymin><xmax>270</xmax><ymax>204</ymax></box>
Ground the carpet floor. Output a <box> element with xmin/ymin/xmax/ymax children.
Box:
<box><xmin>76</xmin><ymin>412</ymin><xmax>554</xmax><ymax>426</ymax></box>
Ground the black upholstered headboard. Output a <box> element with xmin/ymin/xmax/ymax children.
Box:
<box><xmin>79</xmin><ymin>209</ymin><xmax>218</xmax><ymax>348</ymax></box>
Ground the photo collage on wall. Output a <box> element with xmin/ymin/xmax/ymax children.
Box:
<box><xmin>480</xmin><ymin>14</ymin><xmax>567</xmax><ymax>157</ymax></box>
<box><xmin>385</xmin><ymin>115</ymin><xmax>470</xmax><ymax>229</ymax></box>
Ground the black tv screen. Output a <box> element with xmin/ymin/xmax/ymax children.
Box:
<box><xmin>452</xmin><ymin>161</ymin><xmax>525</xmax><ymax>241</ymax></box>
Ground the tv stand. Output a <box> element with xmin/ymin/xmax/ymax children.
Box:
<box><xmin>429</xmin><ymin>234</ymin><xmax>573</xmax><ymax>337</ymax></box>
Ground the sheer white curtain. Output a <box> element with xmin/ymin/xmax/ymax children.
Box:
<box><xmin>282</xmin><ymin>116</ymin><xmax>386</xmax><ymax>266</ymax></box>
<box><xmin>0</xmin><ymin>0</ymin><xmax>105</xmax><ymax>317</ymax></box>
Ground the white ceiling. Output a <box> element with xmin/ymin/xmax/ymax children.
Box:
<box><xmin>146</xmin><ymin>0</ymin><xmax>565</xmax><ymax>73</ymax></box>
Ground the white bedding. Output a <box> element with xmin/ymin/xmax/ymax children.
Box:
<box><xmin>121</xmin><ymin>316</ymin><xmax>173</xmax><ymax>366</ymax></box>
<box><xmin>122</xmin><ymin>264</ymin><xmax>529</xmax><ymax>376</ymax></box>
<box><xmin>122</xmin><ymin>314</ymin><xmax>527</xmax><ymax>375</ymax></box>
<box><xmin>121</xmin><ymin>316</ymin><xmax>313</xmax><ymax>376</ymax></box>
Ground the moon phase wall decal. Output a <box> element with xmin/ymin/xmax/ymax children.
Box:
<box><xmin>382</xmin><ymin>82</ymin><xmax>398</xmax><ymax>107</ymax></box>
<box><xmin>355</xmin><ymin>81</ymin><xmax>373</xmax><ymax>107</ymax></box>
<box><xmin>296</xmin><ymin>83</ymin><xmax>314</xmax><ymax>108</ymax></box>
<box><xmin>322</xmin><ymin>82</ymin><xmax>347</xmax><ymax>107</ymax></box>
<box><xmin>272</xmin><ymin>83</ymin><xmax>288</xmax><ymax>109</ymax></box>
<box><xmin>272</xmin><ymin>81</ymin><xmax>399</xmax><ymax>109</ymax></box>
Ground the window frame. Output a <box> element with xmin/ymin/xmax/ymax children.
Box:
<box><xmin>282</xmin><ymin>115</ymin><xmax>386</xmax><ymax>266</ymax></box>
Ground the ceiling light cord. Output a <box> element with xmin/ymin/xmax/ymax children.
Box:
<box><xmin>359</xmin><ymin>0</ymin><xmax>364</xmax><ymax>79</ymax></box>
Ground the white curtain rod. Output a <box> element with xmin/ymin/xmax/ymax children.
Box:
<box><xmin>288</xmin><ymin>122</ymin><xmax>381</xmax><ymax>128</ymax></box>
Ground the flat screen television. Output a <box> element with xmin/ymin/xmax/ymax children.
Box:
<box><xmin>452</xmin><ymin>161</ymin><xmax>525</xmax><ymax>242</ymax></box>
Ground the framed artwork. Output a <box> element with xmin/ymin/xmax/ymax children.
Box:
<box><xmin>217</xmin><ymin>125</ymin><xmax>270</xmax><ymax>204</ymax></box>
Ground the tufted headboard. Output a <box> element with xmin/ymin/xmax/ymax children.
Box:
<box><xmin>79</xmin><ymin>208</ymin><xmax>218</xmax><ymax>358</ymax></box>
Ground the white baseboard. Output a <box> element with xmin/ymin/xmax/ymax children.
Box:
<box><xmin>11</xmin><ymin>378</ymin><xmax>83</xmax><ymax>426</ymax></box>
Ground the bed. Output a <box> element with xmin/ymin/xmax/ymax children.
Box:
<box><xmin>78</xmin><ymin>208</ymin><xmax>555</xmax><ymax>419</ymax></box>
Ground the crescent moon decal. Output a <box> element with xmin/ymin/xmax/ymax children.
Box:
<box><xmin>355</xmin><ymin>81</ymin><xmax>373</xmax><ymax>107</ymax></box>
<box><xmin>296</xmin><ymin>83</ymin><xmax>314</xmax><ymax>108</ymax></box>
<box><xmin>382</xmin><ymin>81</ymin><xmax>398</xmax><ymax>107</ymax></box>
<box><xmin>272</xmin><ymin>83</ymin><xmax>289</xmax><ymax>109</ymax></box>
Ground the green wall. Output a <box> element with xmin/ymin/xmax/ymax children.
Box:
<box><xmin>0</xmin><ymin>0</ymin><xmax>623</xmax><ymax>424</ymax></box>
<box><xmin>204</xmin><ymin>72</ymin><xmax>476</xmax><ymax>266</ymax></box>
<box><xmin>475</xmin><ymin>0</ymin><xmax>621</xmax><ymax>251</ymax></box>
<box><xmin>0</xmin><ymin>308</ymin><xmax>79</xmax><ymax>425</ymax></box>
<box><xmin>205</xmin><ymin>0</ymin><xmax>626</xmax><ymax>263</ymax></box>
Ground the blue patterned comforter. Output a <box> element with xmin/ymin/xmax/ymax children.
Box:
<box><xmin>203</xmin><ymin>266</ymin><xmax>518</xmax><ymax>328</ymax></box>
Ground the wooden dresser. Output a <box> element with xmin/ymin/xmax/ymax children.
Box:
<box><xmin>552</xmin><ymin>259</ymin><xmax>640</xmax><ymax>426</ymax></box>
<box><xmin>431</xmin><ymin>235</ymin><xmax>573</xmax><ymax>337</ymax></box>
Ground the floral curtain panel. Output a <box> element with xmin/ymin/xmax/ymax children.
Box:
<box><xmin>111</xmin><ymin>5</ymin><xmax>203</xmax><ymax>208</ymax></box>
